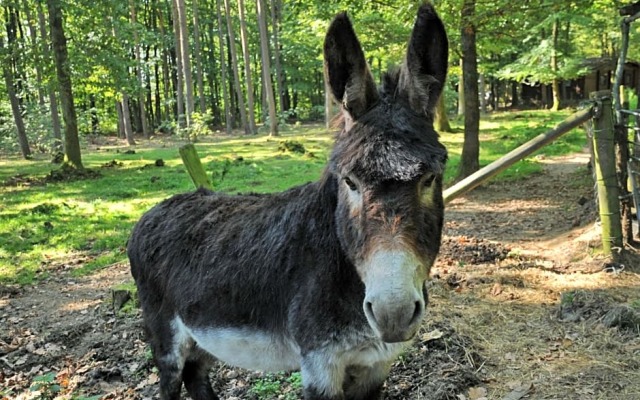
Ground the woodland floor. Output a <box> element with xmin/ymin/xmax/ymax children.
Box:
<box><xmin>2</xmin><ymin>150</ymin><xmax>640</xmax><ymax>400</ymax></box>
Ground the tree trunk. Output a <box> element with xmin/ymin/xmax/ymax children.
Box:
<box><xmin>174</xmin><ymin>0</ymin><xmax>194</xmax><ymax>128</ymax></box>
<box><xmin>435</xmin><ymin>93</ymin><xmax>452</xmax><ymax>133</ymax></box>
<box><xmin>457</xmin><ymin>58</ymin><xmax>464</xmax><ymax>116</ymax></box>
<box><xmin>89</xmin><ymin>94</ymin><xmax>99</xmax><ymax>134</ymax></box>
<box><xmin>157</xmin><ymin>7</ymin><xmax>173</xmax><ymax>121</ymax></box>
<box><xmin>458</xmin><ymin>0</ymin><xmax>480</xmax><ymax>180</ymax></box>
<box><xmin>216</xmin><ymin>0</ymin><xmax>233</xmax><ymax>134</ymax></box>
<box><xmin>325</xmin><ymin>78</ymin><xmax>333</xmax><ymax>129</ymax></box>
<box><xmin>121</xmin><ymin>94</ymin><xmax>136</xmax><ymax>145</ymax></box>
<box><xmin>551</xmin><ymin>17</ymin><xmax>560</xmax><ymax>111</ymax></box>
<box><xmin>223</xmin><ymin>0</ymin><xmax>249</xmax><ymax>133</ymax></box>
<box><xmin>47</xmin><ymin>0</ymin><xmax>82</xmax><ymax>168</ymax></box>
<box><xmin>37</xmin><ymin>7</ymin><xmax>63</xmax><ymax>151</ymax></box>
<box><xmin>1</xmin><ymin>37</ymin><xmax>31</xmax><ymax>159</ymax></box>
<box><xmin>479</xmin><ymin>73</ymin><xmax>486</xmax><ymax>114</ymax></box>
<box><xmin>256</xmin><ymin>0</ymin><xmax>277</xmax><ymax>136</ymax></box>
<box><xmin>115</xmin><ymin>100</ymin><xmax>125</xmax><ymax>138</ymax></box>
<box><xmin>192</xmin><ymin>0</ymin><xmax>207</xmax><ymax>114</ymax></box>
<box><xmin>171</xmin><ymin>0</ymin><xmax>185</xmax><ymax>126</ymax></box>
<box><xmin>21</xmin><ymin>0</ymin><xmax>46</xmax><ymax>106</ymax></box>
<box><xmin>270</xmin><ymin>0</ymin><xmax>286</xmax><ymax>112</ymax></box>
<box><xmin>237</xmin><ymin>0</ymin><xmax>257</xmax><ymax>134</ymax></box>
<box><xmin>131</xmin><ymin>0</ymin><xmax>151</xmax><ymax>138</ymax></box>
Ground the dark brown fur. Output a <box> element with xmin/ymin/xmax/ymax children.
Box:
<box><xmin>129</xmin><ymin>4</ymin><xmax>448</xmax><ymax>400</ymax></box>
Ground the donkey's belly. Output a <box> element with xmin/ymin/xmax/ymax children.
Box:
<box><xmin>178</xmin><ymin>319</ymin><xmax>301</xmax><ymax>371</ymax></box>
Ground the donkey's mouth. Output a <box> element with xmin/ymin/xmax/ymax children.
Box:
<box><xmin>380</xmin><ymin>329</ymin><xmax>419</xmax><ymax>344</ymax></box>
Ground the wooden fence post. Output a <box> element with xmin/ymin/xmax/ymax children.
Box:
<box><xmin>179</xmin><ymin>144</ymin><xmax>213</xmax><ymax>190</ymax></box>
<box><xmin>589</xmin><ymin>90</ymin><xmax>623</xmax><ymax>258</ymax></box>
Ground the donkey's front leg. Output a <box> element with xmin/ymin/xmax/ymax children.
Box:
<box><xmin>301</xmin><ymin>353</ymin><xmax>346</xmax><ymax>400</ymax></box>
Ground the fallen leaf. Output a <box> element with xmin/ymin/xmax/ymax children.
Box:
<box><xmin>490</xmin><ymin>283</ymin><xmax>503</xmax><ymax>296</ymax></box>
<box><xmin>468</xmin><ymin>386</ymin><xmax>488</xmax><ymax>400</ymax></box>
<box><xmin>501</xmin><ymin>382</ymin><xmax>533</xmax><ymax>400</ymax></box>
<box><xmin>421</xmin><ymin>329</ymin><xmax>444</xmax><ymax>342</ymax></box>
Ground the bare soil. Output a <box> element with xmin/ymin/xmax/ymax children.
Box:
<box><xmin>2</xmin><ymin>151</ymin><xmax>640</xmax><ymax>400</ymax></box>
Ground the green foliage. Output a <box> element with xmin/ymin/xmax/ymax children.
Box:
<box><xmin>29</xmin><ymin>373</ymin><xmax>61</xmax><ymax>399</ymax></box>
<box><xmin>250</xmin><ymin>376</ymin><xmax>282</xmax><ymax>399</ymax></box>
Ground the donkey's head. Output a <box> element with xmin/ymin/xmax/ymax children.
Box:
<box><xmin>325</xmin><ymin>4</ymin><xmax>448</xmax><ymax>343</ymax></box>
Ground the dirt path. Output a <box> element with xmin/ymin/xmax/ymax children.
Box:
<box><xmin>2</xmin><ymin>152</ymin><xmax>639</xmax><ymax>400</ymax></box>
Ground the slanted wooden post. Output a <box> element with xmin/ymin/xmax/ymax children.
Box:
<box><xmin>590</xmin><ymin>90</ymin><xmax>623</xmax><ymax>258</ymax></box>
<box><xmin>443</xmin><ymin>107</ymin><xmax>593</xmax><ymax>203</ymax></box>
<box><xmin>179</xmin><ymin>144</ymin><xmax>213</xmax><ymax>190</ymax></box>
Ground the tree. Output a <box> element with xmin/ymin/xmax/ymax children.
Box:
<box><xmin>223</xmin><ymin>0</ymin><xmax>249</xmax><ymax>133</ymax></box>
<box><xmin>237</xmin><ymin>0</ymin><xmax>257</xmax><ymax>134</ymax></box>
<box><xmin>192</xmin><ymin>0</ymin><xmax>207</xmax><ymax>114</ymax></box>
<box><xmin>256</xmin><ymin>0</ymin><xmax>277</xmax><ymax>136</ymax></box>
<box><xmin>37</xmin><ymin>6</ymin><xmax>62</xmax><ymax>151</ymax></box>
<box><xmin>174</xmin><ymin>0</ymin><xmax>194</xmax><ymax>128</ymax></box>
<box><xmin>130</xmin><ymin>0</ymin><xmax>151</xmax><ymax>138</ymax></box>
<box><xmin>216</xmin><ymin>0</ymin><xmax>233</xmax><ymax>134</ymax></box>
<box><xmin>435</xmin><ymin>93</ymin><xmax>452</xmax><ymax>133</ymax></box>
<box><xmin>458</xmin><ymin>0</ymin><xmax>480</xmax><ymax>180</ymax></box>
<box><xmin>1</xmin><ymin>35</ymin><xmax>32</xmax><ymax>159</ymax></box>
<box><xmin>47</xmin><ymin>0</ymin><xmax>82</xmax><ymax>168</ymax></box>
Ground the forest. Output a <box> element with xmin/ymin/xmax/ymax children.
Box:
<box><xmin>2</xmin><ymin>1</ymin><xmax>640</xmax><ymax>399</ymax></box>
<box><xmin>2</xmin><ymin>0</ymin><xmax>640</xmax><ymax>170</ymax></box>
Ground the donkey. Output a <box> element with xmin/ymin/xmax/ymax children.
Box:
<box><xmin>128</xmin><ymin>4</ymin><xmax>448</xmax><ymax>400</ymax></box>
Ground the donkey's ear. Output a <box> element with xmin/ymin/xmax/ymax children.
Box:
<box><xmin>399</xmin><ymin>4</ymin><xmax>448</xmax><ymax>117</ymax></box>
<box><xmin>324</xmin><ymin>13</ymin><xmax>379</xmax><ymax>119</ymax></box>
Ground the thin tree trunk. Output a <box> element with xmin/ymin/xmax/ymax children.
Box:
<box><xmin>47</xmin><ymin>0</ymin><xmax>82</xmax><ymax>168</ymax></box>
<box><xmin>457</xmin><ymin>58</ymin><xmax>464</xmax><ymax>116</ymax></box>
<box><xmin>192</xmin><ymin>0</ymin><xmax>207</xmax><ymax>114</ymax></box>
<box><xmin>325</xmin><ymin>78</ymin><xmax>332</xmax><ymax>129</ymax></box>
<box><xmin>458</xmin><ymin>0</ymin><xmax>480</xmax><ymax>180</ymax></box>
<box><xmin>157</xmin><ymin>7</ymin><xmax>173</xmax><ymax>121</ymax></box>
<box><xmin>237</xmin><ymin>0</ymin><xmax>256</xmax><ymax>134</ymax></box>
<box><xmin>175</xmin><ymin>0</ymin><xmax>194</xmax><ymax>128</ymax></box>
<box><xmin>216</xmin><ymin>0</ymin><xmax>233</xmax><ymax>134</ymax></box>
<box><xmin>551</xmin><ymin>17</ymin><xmax>561</xmax><ymax>111</ymax></box>
<box><xmin>256</xmin><ymin>0</ymin><xmax>277</xmax><ymax>136</ymax></box>
<box><xmin>22</xmin><ymin>0</ymin><xmax>46</xmax><ymax>106</ymax></box>
<box><xmin>270</xmin><ymin>0</ymin><xmax>286</xmax><ymax>112</ymax></box>
<box><xmin>224</xmin><ymin>0</ymin><xmax>249</xmax><ymax>133</ymax></box>
<box><xmin>115</xmin><ymin>100</ymin><xmax>125</xmax><ymax>138</ymax></box>
<box><xmin>131</xmin><ymin>0</ymin><xmax>151</xmax><ymax>138</ymax></box>
<box><xmin>435</xmin><ymin>93</ymin><xmax>452</xmax><ymax>133</ymax></box>
<box><xmin>171</xmin><ymin>0</ymin><xmax>185</xmax><ymax>127</ymax></box>
<box><xmin>121</xmin><ymin>94</ymin><xmax>136</xmax><ymax>145</ymax></box>
<box><xmin>38</xmin><ymin>6</ymin><xmax>62</xmax><ymax>151</ymax></box>
<box><xmin>479</xmin><ymin>73</ymin><xmax>486</xmax><ymax>114</ymax></box>
<box><xmin>1</xmin><ymin>37</ymin><xmax>31</xmax><ymax>159</ymax></box>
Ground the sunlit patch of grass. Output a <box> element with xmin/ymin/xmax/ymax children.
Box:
<box><xmin>1</xmin><ymin>113</ymin><xmax>586</xmax><ymax>285</ymax></box>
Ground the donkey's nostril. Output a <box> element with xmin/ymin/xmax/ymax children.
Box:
<box><xmin>410</xmin><ymin>301</ymin><xmax>423</xmax><ymax>325</ymax></box>
<box><xmin>365</xmin><ymin>301</ymin><xmax>376</xmax><ymax>322</ymax></box>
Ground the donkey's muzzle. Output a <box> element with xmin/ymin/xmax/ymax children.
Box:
<box><xmin>364</xmin><ymin>296</ymin><xmax>424</xmax><ymax>343</ymax></box>
<box><xmin>361</xmin><ymin>250</ymin><xmax>427</xmax><ymax>343</ymax></box>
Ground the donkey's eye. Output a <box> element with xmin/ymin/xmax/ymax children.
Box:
<box><xmin>423</xmin><ymin>174</ymin><xmax>436</xmax><ymax>188</ymax></box>
<box><xmin>344</xmin><ymin>177</ymin><xmax>358</xmax><ymax>191</ymax></box>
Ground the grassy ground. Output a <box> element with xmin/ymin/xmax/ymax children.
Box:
<box><xmin>0</xmin><ymin>109</ymin><xmax>580</xmax><ymax>284</ymax></box>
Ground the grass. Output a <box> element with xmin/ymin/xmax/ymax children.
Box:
<box><xmin>0</xmin><ymin>109</ymin><xmax>582</xmax><ymax>285</ymax></box>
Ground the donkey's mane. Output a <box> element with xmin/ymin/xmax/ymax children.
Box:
<box><xmin>329</xmin><ymin>68</ymin><xmax>447</xmax><ymax>185</ymax></box>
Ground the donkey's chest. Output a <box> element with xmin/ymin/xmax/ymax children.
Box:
<box><xmin>186</xmin><ymin>325</ymin><xmax>301</xmax><ymax>372</ymax></box>
<box><xmin>174</xmin><ymin>318</ymin><xmax>406</xmax><ymax>373</ymax></box>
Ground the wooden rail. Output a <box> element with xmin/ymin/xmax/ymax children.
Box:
<box><xmin>443</xmin><ymin>107</ymin><xmax>594</xmax><ymax>204</ymax></box>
